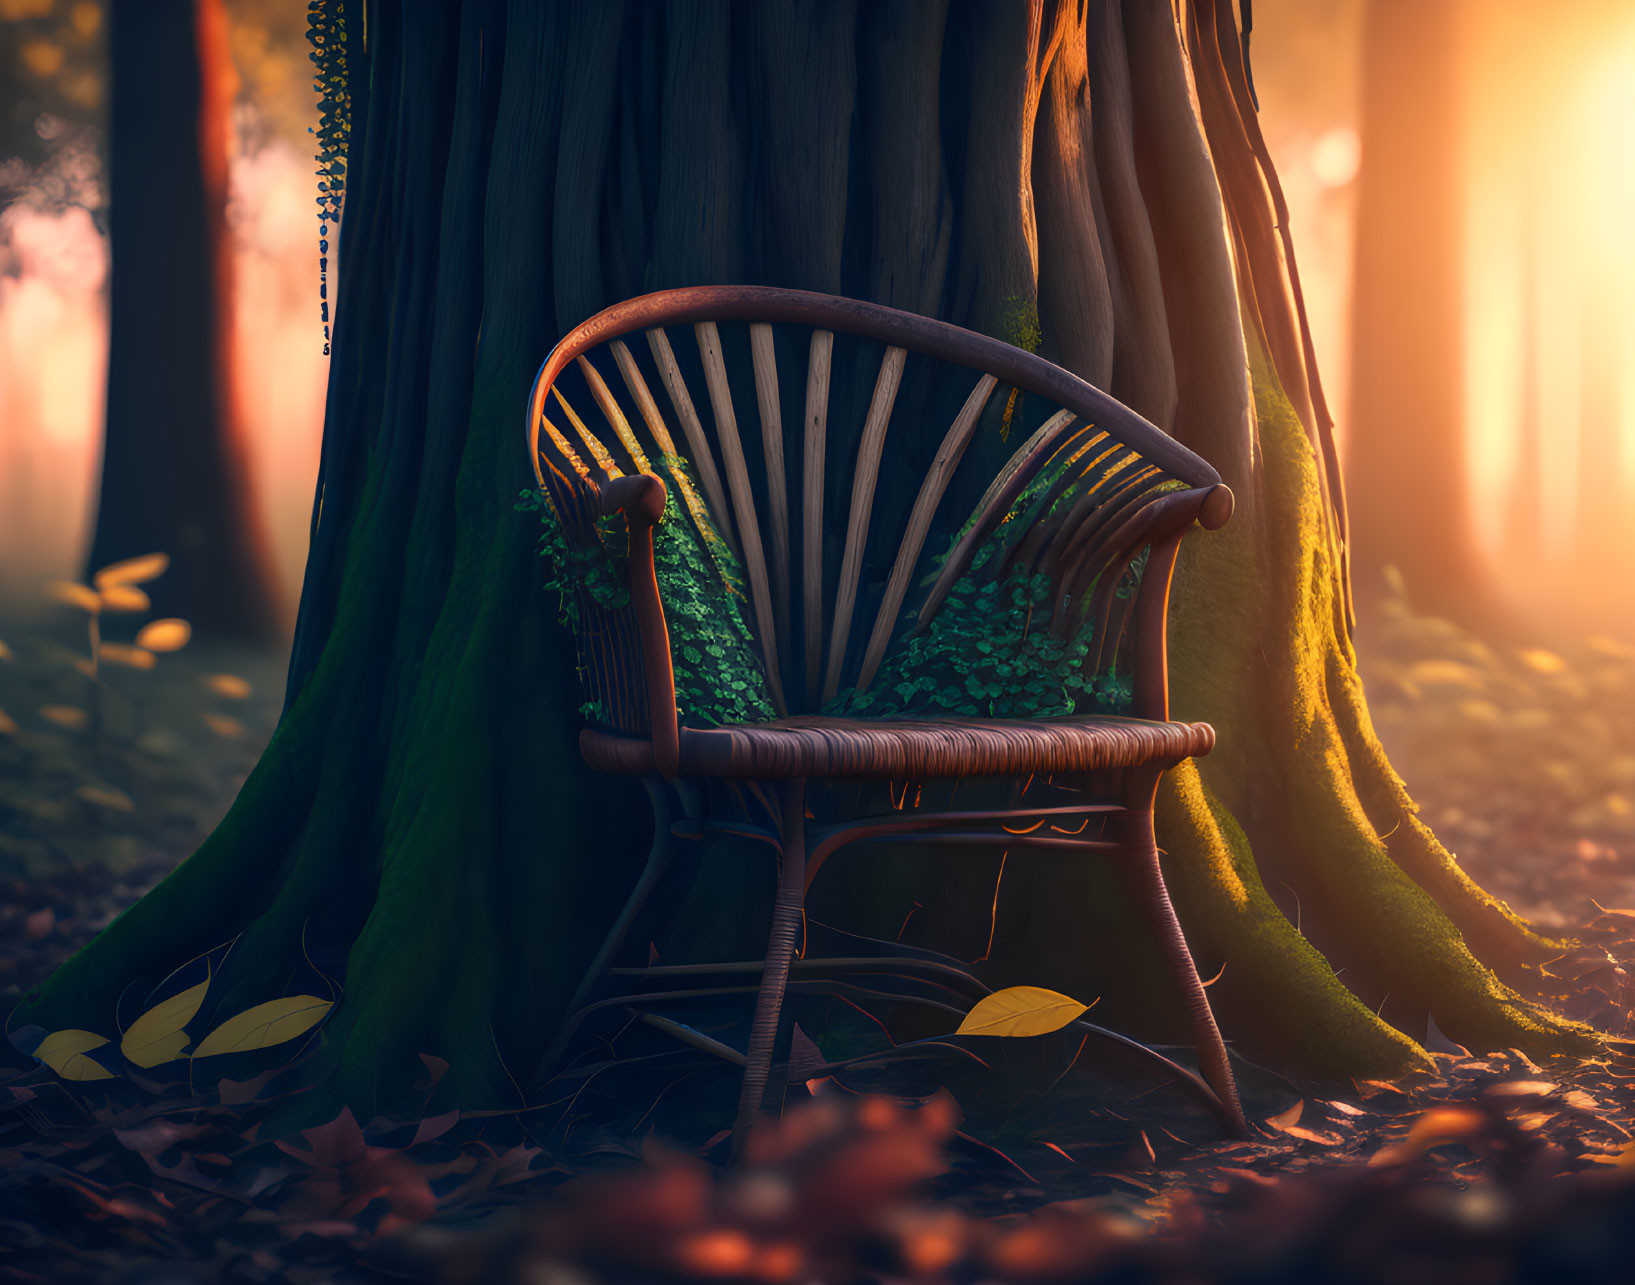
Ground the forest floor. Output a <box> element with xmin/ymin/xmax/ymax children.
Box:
<box><xmin>5</xmin><ymin>582</ymin><xmax>1635</xmax><ymax>1283</ymax></box>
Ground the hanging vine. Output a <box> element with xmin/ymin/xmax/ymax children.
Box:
<box><xmin>307</xmin><ymin>0</ymin><xmax>350</xmax><ymax>356</ymax></box>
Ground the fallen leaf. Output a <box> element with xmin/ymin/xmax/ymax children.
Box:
<box><xmin>1483</xmin><ymin>1080</ymin><xmax>1558</xmax><ymax>1099</ymax></box>
<box><xmin>192</xmin><ymin>995</ymin><xmax>333</xmax><ymax>1057</ymax></box>
<box><xmin>40</xmin><ymin>705</ymin><xmax>89</xmax><ymax>731</ymax></box>
<box><xmin>120</xmin><ymin>973</ymin><xmax>211</xmax><ymax>1068</ymax></box>
<box><xmin>0</xmin><ymin>707</ymin><xmax>15</xmax><ymax>736</ymax></box>
<box><xmin>136</xmin><ymin>618</ymin><xmax>191</xmax><ymax>653</ymax></box>
<box><xmin>412</xmin><ymin>1110</ymin><xmax>461</xmax><ymax>1146</ymax></box>
<box><xmin>76</xmin><ymin>784</ymin><xmax>135</xmax><ymax>812</ymax></box>
<box><xmin>203</xmin><ymin>713</ymin><xmax>245</xmax><ymax>738</ymax></box>
<box><xmin>1265</xmin><ymin>1100</ymin><xmax>1304</xmax><ymax>1131</ymax></box>
<box><xmin>24</xmin><ymin>907</ymin><xmax>55</xmax><ymax>940</ymax></box>
<box><xmin>955</xmin><ymin>986</ymin><xmax>1090</xmax><ymax>1038</ymax></box>
<box><xmin>1370</xmin><ymin>1107</ymin><xmax>1489</xmax><ymax>1165</ymax></box>
<box><xmin>1281</xmin><ymin>1125</ymin><xmax>1344</xmax><ymax>1146</ymax></box>
<box><xmin>34</xmin><ymin>1029</ymin><xmax>117</xmax><ymax>1081</ymax></box>
<box><xmin>1425</xmin><ymin>1013</ymin><xmax>1471</xmax><ymax>1057</ymax></box>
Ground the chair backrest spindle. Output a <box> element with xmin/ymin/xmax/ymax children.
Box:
<box><xmin>802</xmin><ymin>330</ymin><xmax>833</xmax><ymax>706</ymax></box>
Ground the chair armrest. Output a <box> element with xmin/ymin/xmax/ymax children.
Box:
<box><xmin>600</xmin><ymin>474</ymin><xmax>680</xmax><ymax>779</ymax></box>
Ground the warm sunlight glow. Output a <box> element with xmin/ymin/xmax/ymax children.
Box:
<box><xmin>1464</xmin><ymin>2</ymin><xmax>1635</xmax><ymax>602</ymax></box>
<box><xmin>0</xmin><ymin>135</ymin><xmax>326</xmax><ymax>626</ymax></box>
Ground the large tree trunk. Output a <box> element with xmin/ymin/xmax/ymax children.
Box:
<box><xmin>13</xmin><ymin>0</ymin><xmax>1590</xmax><ymax>1132</ymax></box>
<box><xmin>85</xmin><ymin>0</ymin><xmax>278</xmax><ymax>640</ymax></box>
<box><xmin>1345</xmin><ymin>0</ymin><xmax>1492</xmax><ymax>625</ymax></box>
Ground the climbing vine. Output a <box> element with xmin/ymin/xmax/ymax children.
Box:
<box><xmin>307</xmin><ymin>0</ymin><xmax>350</xmax><ymax>355</ymax></box>
<box><xmin>523</xmin><ymin>439</ymin><xmax>1153</xmax><ymax>729</ymax></box>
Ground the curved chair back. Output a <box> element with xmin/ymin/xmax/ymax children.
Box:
<box><xmin>526</xmin><ymin>286</ymin><xmax>1230</xmax><ymax>735</ymax></box>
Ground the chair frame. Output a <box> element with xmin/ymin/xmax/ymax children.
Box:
<box><xmin>525</xmin><ymin>287</ymin><xmax>1247</xmax><ymax>1147</ymax></box>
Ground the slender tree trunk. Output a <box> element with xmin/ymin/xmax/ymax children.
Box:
<box><xmin>1507</xmin><ymin>199</ymin><xmax>1545</xmax><ymax>561</ymax></box>
<box><xmin>86</xmin><ymin>0</ymin><xmax>278</xmax><ymax>640</ymax></box>
<box><xmin>14</xmin><ymin>0</ymin><xmax>1590</xmax><ymax>1134</ymax></box>
<box><xmin>1574</xmin><ymin>289</ymin><xmax>1625</xmax><ymax>561</ymax></box>
<box><xmin>1346</xmin><ymin>0</ymin><xmax>1489</xmax><ymax>624</ymax></box>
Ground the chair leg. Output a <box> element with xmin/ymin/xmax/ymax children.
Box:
<box><xmin>1116</xmin><ymin>772</ymin><xmax>1248</xmax><ymax>1138</ymax></box>
<box><xmin>537</xmin><ymin>776</ymin><xmax>679</xmax><ymax>1081</ymax></box>
<box><xmin>731</xmin><ymin>778</ymin><xmax>807</xmax><ymax>1156</ymax></box>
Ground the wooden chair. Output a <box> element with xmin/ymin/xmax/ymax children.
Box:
<box><xmin>524</xmin><ymin>286</ymin><xmax>1245</xmax><ymax>1146</ymax></box>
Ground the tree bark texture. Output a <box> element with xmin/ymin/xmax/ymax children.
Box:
<box><xmin>15</xmin><ymin>0</ymin><xmax>1591</xmax><ymax>1132</ymax></box>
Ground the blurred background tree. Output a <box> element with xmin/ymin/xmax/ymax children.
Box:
<box><xmin>85</xmin><ymin>0</ymin><xmax>279</xmax><ymax>640</ymax></box>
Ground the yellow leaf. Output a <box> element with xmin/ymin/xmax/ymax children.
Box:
<box><xmin>46</xmin><ymin>580</ymin><xmax>101</xmax><ymax>613</ymax></box>
<box><xmin>203</xmin><ymin>673</ymin><xmax>252</xmax><ymax>700</ymax></box>
<box><xmin>75</xmin><ymin>784</ymin><xmax>134</xmax><ymax>812</ymax></box>
<box><xmin>192</xmin><ymin>996</ymin><xmax>333</xmax><ymax>1057</ymax></box>
<box><xmin>121</xmin><ymin>974</ymin><xmax>210</xmax><ymax>1068</ymax></box>
<box><xmin>34</xmin><ymin>1029</ymin><xmax>116</xmax><ymax>1081</ymax></box>
<box><xmin>93</xmin><ymin>552</ymin><xmax>170</xmax><ymax>589</ymax></box>
<box><xmin>955</xmin><ymin>986</ymin><xmax>1089</xmax><ymax>1038</ymax></box>
<box><xmin>39</xmin><ymin>705</ymin><xmax>89</xmax><ymax>731</ymax></box>
<box><xmin>136</xmin><ymin>618</ymin><xmax>191</xmax><ymax>653</ymax></box>
<box><xmin>99</xmin><ymin>584</ymin><xmax>150</xmax><ymax>613</ymax></box>
<box><xmin>99</xmin><ymin>642</ymin><xmax>157</xmax><ymax>670</ymax></box>
<box><xmin>1519</xmin><ymin>648</ymin><xmax>1567</xmax><ymax>675</ymax></box>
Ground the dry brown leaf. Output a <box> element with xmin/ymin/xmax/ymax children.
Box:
<box><xmin>0</xmin><ymin>707</ymin><xmax>16</xmax><ymax>736</ymax></box>
<box><xmin>136</xmin><ymin>618</ymin><xmax>191</xmax><ymax>652</ymax></box>
<box><xmin>203</xmin><ymin>713</ymin><xmax>245</xmax><ymax>739</ymax></box>
<box><xmin>93</xmin><ymin>551</ymin><xmax>170</xmax><ymax>589</ymax></box>
<box><xmin>39</xmin><ymin>705</ymin><xmax>89</xmax><ymax>731</ymax></box>
<box><xmin>1483</xmin><ymin>1080</ymin><xmax>1558</xmax><ymax>1099</ymax></box>
<box><xmin>1281</xmin><ymin>1125</ymin><xmax>1343</xmax><ymax>1146</ymax></box>
<box><xmin>1265</xmin><ymin>1100</ymin><xmax>1304</xmax><ymax>1131</ymax></box>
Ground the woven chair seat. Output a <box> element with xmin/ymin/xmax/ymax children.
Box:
<box><xmin>582</xmin><ymin>714</ymin><xmax>1216</xmax><ymax>780</ymax></box>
